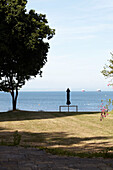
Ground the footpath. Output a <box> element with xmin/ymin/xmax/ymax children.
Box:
<box><xmin>0</xmin><ymin>146</ymin><xmax>113</xmax><ymax>170</ymax></box>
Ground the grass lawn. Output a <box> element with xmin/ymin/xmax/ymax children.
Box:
<box><xmin>0</xmin><ymin>110</ymin><xmax>113</xmax><ymax>156</ymax></box>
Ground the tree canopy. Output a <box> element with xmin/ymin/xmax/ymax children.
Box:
<box><xmin>101</xmin><ymin>53</ymin><xmax>113</xmax><ymax>82</ymax></box>
<box><xmin>0</xmin><ymin>0</ymin><xmax>55</xmax><ymax>110</ymax></box>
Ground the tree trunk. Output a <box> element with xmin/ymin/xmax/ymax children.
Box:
<box><xmin>13</xmin><ymin>97</ymin><xmax>17</xmax><ymax>111</ymax></box>
<box><xmin>10</xmin><ymin>87</ymin><xmax>18</xmax><ymax>111</ymax></box>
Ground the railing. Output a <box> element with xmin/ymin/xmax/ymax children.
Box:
<box><xmin>59</xmin><ymin>105</ymin><xmax>78</xmax><ymax>112</ymax></box>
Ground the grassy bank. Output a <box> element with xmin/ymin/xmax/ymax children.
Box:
<box><xmin>0</xmin><ymin>110</ymin><xmax>113</xmax><ymax>157</ymax></box>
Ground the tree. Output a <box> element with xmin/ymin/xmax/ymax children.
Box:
<box><xmin>101</xmin><ymin>53</ymin><xmax>113</xmax><ymax>83</ymax></box>
<box><xmin>0</xmin><ymin>0</ymin><xmax>55</xmax><ymax>110</ymax></box>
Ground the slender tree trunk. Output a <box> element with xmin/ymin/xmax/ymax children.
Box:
<box><xmin>10</xmin><ymin>87</ymin><xmax>18</xmax><ymax>111</ymax></box>
<box><xmin>13</xmin><ymin>98</ymin><xmax>16</xmax><ymax>110</ymax></box>
<box><xmin>9</xmin><ymin>75</ymin><xmax>18</xmax><ymax>111</ymax></box>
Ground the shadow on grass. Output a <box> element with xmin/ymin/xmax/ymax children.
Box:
<box><xmin>0</xmin><ymin>129</ymin><xmax>113</xmax><ymax>153</ymax></box>
<box><xmin>0</xmin><ymin>128</ymin><xmax>7</xmax><ymax>130</ymax></box>
<box><xmin>0</xmin><ymin>110</ymin><xmax>100</xmax><ymax>122</ymax></box>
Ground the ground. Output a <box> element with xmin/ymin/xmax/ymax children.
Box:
<box><xmin>0</xmin><ymin>110</ymin><xmax>113</xmax><ymax>155</ymax></box>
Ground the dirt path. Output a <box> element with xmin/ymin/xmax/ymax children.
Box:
<box><xmin>0</xmin><ymin>146</ymin><xmax>113</xmax><ymax>170</ymax></box>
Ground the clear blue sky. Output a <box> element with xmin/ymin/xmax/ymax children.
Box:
<box><xmin>22</xmin><ymin>0</ymin><xmax>113</xmax><ymax>91</ymax></box>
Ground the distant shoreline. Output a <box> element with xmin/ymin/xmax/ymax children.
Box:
<box><xmin>0</xmin><ymin>90</ymin><xmax>113</xmax><ymax>92</ymax></box>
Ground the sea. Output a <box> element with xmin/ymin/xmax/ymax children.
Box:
<box><xmin>0</xmin><ymin>91</ymin><xmax>113</xmax><ymax>112</ymax></box>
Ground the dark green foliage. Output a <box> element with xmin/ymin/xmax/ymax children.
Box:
<box><xmin>0</xmin><ymin>0</ymin><xmax>55</xmax><ymax>110</ymax></box>
<box><xmin>101</xmin><ymin>53</ymin><xmax>113</xmax><ymax>79</ymax></box>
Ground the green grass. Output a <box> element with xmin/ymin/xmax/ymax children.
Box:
<box><xmin>0</xmin><ymin>110</ymin><xmax>113</xmax><ymax>157</ymax></box>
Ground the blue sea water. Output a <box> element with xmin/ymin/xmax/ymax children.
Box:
<box><xmin>0</xmin><ymin>91</ymin><xmax>113</xmax><ymax>112</ymax></box>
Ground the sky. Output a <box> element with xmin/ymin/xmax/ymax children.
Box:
<box><xmin>22</xmin><ymin>0</ymin><xmax>113</xmax><ymax>91</ymax></box>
